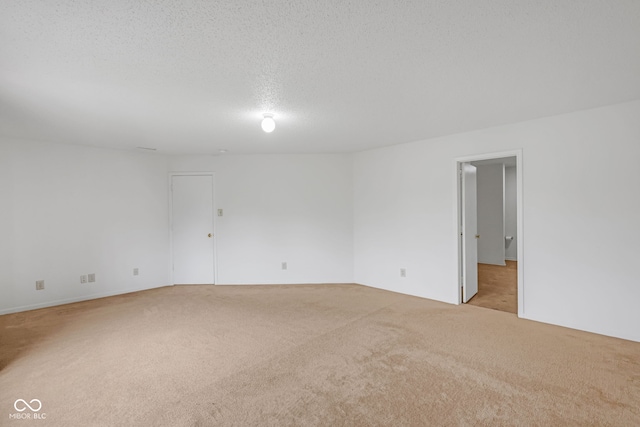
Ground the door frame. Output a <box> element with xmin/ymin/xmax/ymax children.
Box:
<box><xmin>460</xmin><ymin>162</ymin><xmax>479</xmax><ymax>303</ymax></box>
<box><xmin>454</xmin><ymin>149</ymin><xmax>524</xmax><ymax>316</ymax></box>
<box><xmin>169</xmin><ymin>172</ymin><xmax>217</xmax><ymax>285</ymax></box>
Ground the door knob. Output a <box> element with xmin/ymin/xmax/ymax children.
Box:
<box><xmin>208</xmin><ymin>233</ymin><xmax>212</xmax><ymax>238</ymax></box>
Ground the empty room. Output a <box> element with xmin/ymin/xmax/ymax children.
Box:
<box><xmin>1</xmin><ymin>1</ymin><xmax>640</xmax><ymax>425</ymax></box>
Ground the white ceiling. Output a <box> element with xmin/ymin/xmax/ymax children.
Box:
<box><xmin>1</xmin><ymin>1</ymin><xmax>639</xmax><ymax>155</ymax></box>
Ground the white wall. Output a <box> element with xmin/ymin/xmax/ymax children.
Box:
<box><xmin>3</xmin><ymin>100</ymin><xmax>639</xmax><ymax>343</ymax></box>
<box><xmin>505</xmin><ymin>166</ymin><xmax>517</xmax><ymax>261</ymax></box>
<box><xmin>353</xmin><ymin>142</ymin><xmax>455</xmax><ymax>303</ymax></box>
<box><xmin>1</xmin><ymin>146</ymin><xmax>353</xmax><ymax>313</ymax></box>
<box><xmin>354</xmin><ymin>99</ymin><xmax>640</xmax><ymax>342</ymax></box>
<box><xmin>0</xmin><ymin>142</ymin><xmax>14</xmax><ymax>311</ymax></box>
<box><xmin>476</xmin><ymin>164</ymin><xmax>505</xmax><ymax>265</ymax></box>
<box><xmin>0</xmin><ymin>139</ymin><xmax>171</xmax><ymax>314</ymax></box>
<box><xmin>169</xmin><ymin>154</ymin><xmax>353</xmax><ymax>284</ymax></box>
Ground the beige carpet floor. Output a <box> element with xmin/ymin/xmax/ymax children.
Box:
<box><xmin>468</xmin><ymin>261</ymin><xmax>518</xmax><ymax>314</ymax></box>
<box><xmin>1</xmin><ymin>284</ymin><xmax>639</xmax><ymax>426</ymax></box>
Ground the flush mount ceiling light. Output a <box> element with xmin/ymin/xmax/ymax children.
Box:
<box><xmin>261</xmin><ymin>114</ymin><xmax>276</xmax><ymax>133</ymax></box>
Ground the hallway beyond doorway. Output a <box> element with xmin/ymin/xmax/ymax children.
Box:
<box><xmin>467</xmin><ymin>261</ymin><xmax>517</xmax><ymax>314</ymax></box>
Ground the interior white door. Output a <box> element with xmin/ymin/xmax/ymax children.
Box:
<box><xmin>172</xmin><ymin>175</ymin><xmax>215</xmax><ymax>285</ymax></box>
<box><xmin>462</xmin><ymin>163</ymin><xmax>478</xmax><ymax>302</ymax></box>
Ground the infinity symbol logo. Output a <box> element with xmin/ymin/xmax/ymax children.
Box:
<box><xmin>14</xmin><ymin>399</ymin><xmax>42</xmax><ymax>412</ymax></box>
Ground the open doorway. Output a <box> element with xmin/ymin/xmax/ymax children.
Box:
<box><xmin>456</xmin><ymin>150</ymin><xmax>523</xmax><ymax>316</ymax></box>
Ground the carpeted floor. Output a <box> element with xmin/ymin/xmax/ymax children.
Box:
<box><xmin>468</xmin><ymin>261</ymin><xmax>518</xmax><ymax>314</ymax></box>
<box><xmin>1</xmin><ymin>284</ymin><xmax>639</xmax><ymax>426</ymax></box>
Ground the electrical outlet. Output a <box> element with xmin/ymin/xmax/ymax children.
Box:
<box><xmin>217</xmin><ymin>209</ymin><xmax>223</xmax><ymax>217</ymax></box>
<box><xmin>400</xmin><ymin>268</ymin><xmax>406</xmax><ymax>277</ymax></box>
<box><xmin>36</xmin><ymin>280</ymin><xmax>45</xmax><ymax>290</ymax></box>
<box><xmin>133</xmin><ymin>268</ymin><xmax>139</xmax><ymax>276</ymax></box>
<box><xmin>88</xmin><ymin>273</ymin><xmax>96</xmax><ymax>282</ymax></box>
<box><xmin>80</xmin><ymin>275</ymin><xmax>87</xmax><ymax>284</ymax></box>
<box><xmin>281</xmin><ymin>262</ymin><xmax>287</xmax><ymax>270</ymax></box>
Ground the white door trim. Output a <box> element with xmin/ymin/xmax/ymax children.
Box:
<box><xmin>169</xmin><ymin>172</ymin><xmax>217</xmax><ymax>285</ymax></box>
<box><xmin>461</xmin><ymin>162</ymin><xmax>479</xmax><ymax>303</ymax></box>
<box><xmin>454</xmin><ymin>149</ymin><xmax>524</xmax><ymax>316</ymax></box>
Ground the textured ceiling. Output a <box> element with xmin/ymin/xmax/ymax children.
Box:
<box><xmin>1</xmin><ymin>0</ymin><xmax>640</xmax><ymax>154</ymax></box>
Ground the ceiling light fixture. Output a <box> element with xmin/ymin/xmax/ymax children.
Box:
<box><xmin>261</xmin><ymin>114</ymin><xmax>276</xmax><ymax>133</ymax></box>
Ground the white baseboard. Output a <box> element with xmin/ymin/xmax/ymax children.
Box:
<box><xmin>505</xmin><ymin>257</ymin><xmax>518</xmax><ymax>261</ymax></box>
<box><xmin>0</xmin><ymin>284</ymin><xmax>171</xmax><ymax>316</ymax></box>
